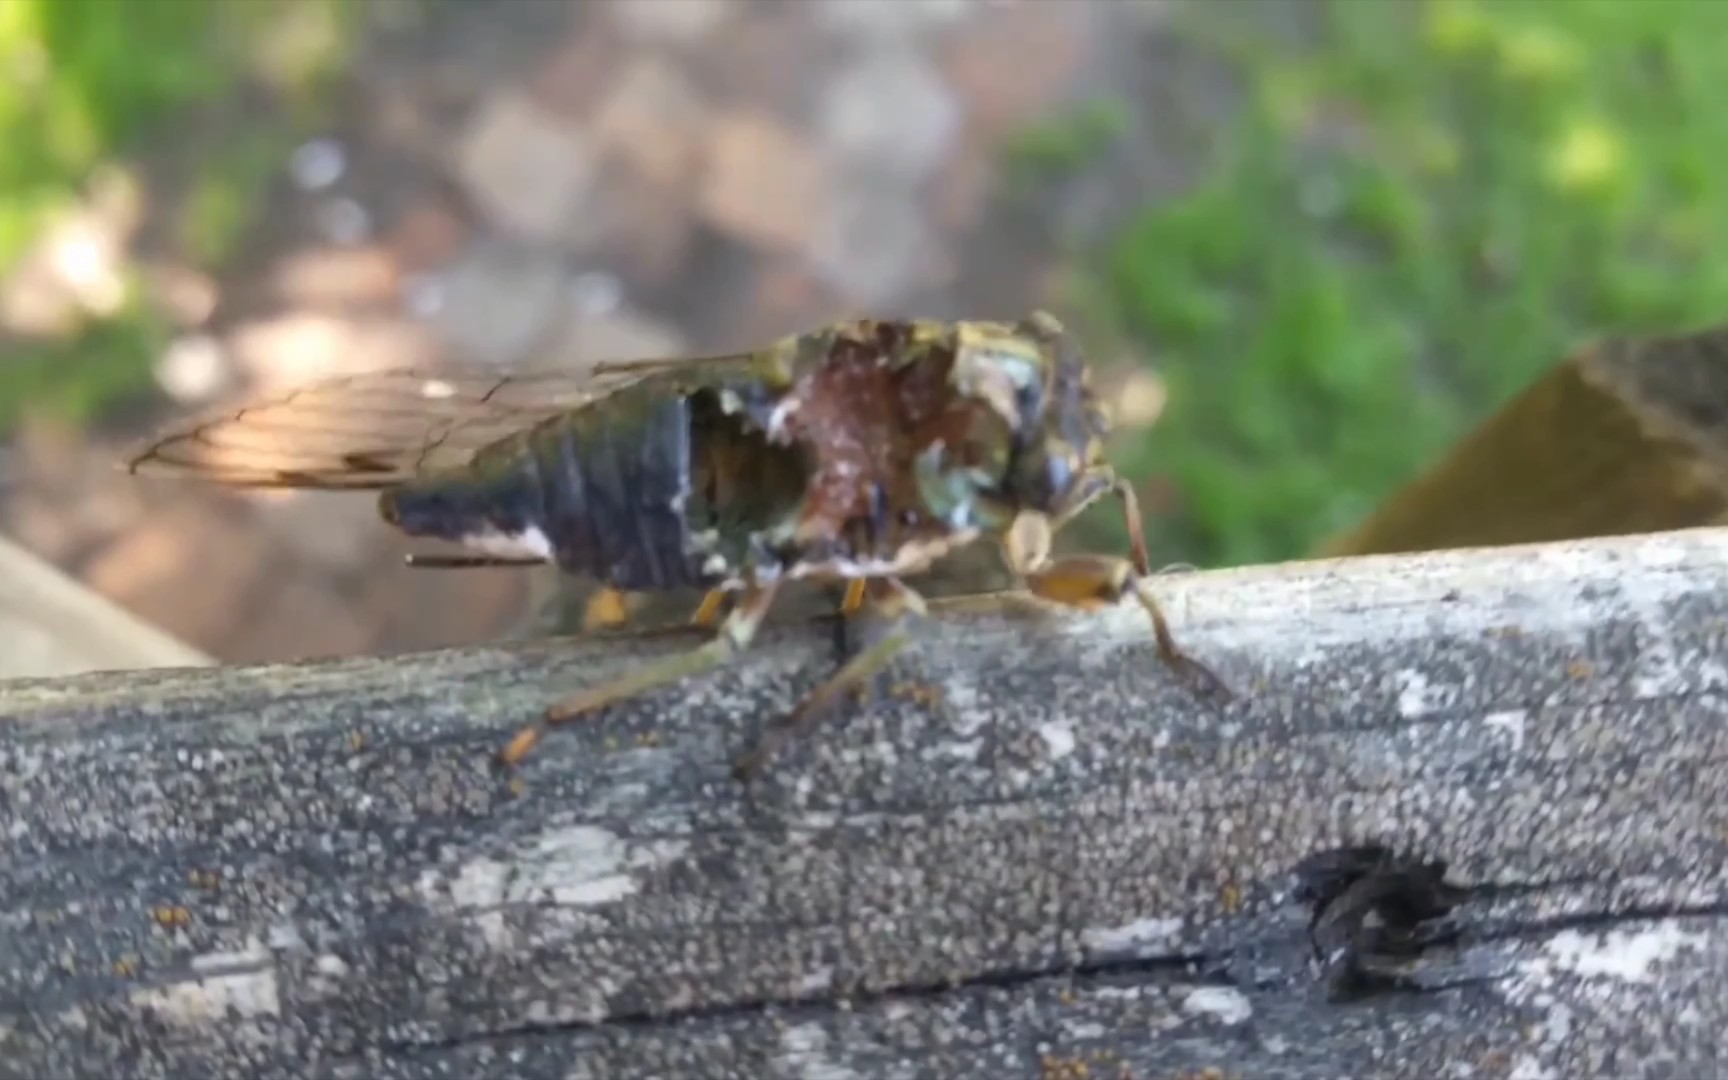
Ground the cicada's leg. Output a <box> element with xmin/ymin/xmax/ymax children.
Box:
<box><xmin>1012</xmin><ymin>480</ymin><xmax>1233</xmax><ymax>701</ymax></box>
<box><xmin>731</xmin><ymin>578</ymin><xmax>925</xmax><ymax>781</ymax></box>
<box><xmin>581</xmin><ymin>587</ymin><xmax>634</xmax><ymax>632</ymax></box>
<box><xmin>689</xmin><ymin>589</ymin><xmax>731</xmax><ymax>630</ymax></box>
<box><xmin>500</xmin><ymin>581</ymin><xmax>782</xmax><ymax>766</ymax></box>
<box><xmin>838</xmin><ymin>578</ymin><xmax>867</xmax><ymax>616</ymax></box>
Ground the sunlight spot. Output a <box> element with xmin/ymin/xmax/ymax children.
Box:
<box><xmin>1546</xmin><ymin>117</ymin><xmax>1623</xmax><ymax>194</ymax></box>
<box><xmin>1497</xmin><ymin>24</ymin><xmax>1582</xmax><ymax>83</ymax></box>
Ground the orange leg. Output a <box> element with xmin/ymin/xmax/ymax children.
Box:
<box><xmin>689</xmin><ymin>589</ymin><xmax>730</xmax><ymax>630</ymax></box>
<box><xmin>500</xmin><ymin>581</ymin><xmax>783</xmax><ymax>767</ymax></box>
<box><xmin>1009</xmin><ymin>480</ymin><xmax>1232</xmax><ymax>701</ymax></box>
<box><xmin>581</xmin><ymin>587</ymin><xmax>633</xmax><ymax>632</ymax></box>
<box><xmin>839</xmin><ymin>578</ymin><xmax>867</xmax><ymax>615</ymax></box>
<box><xmin>732</xmin><ymin>577</ymin><xmax>925</xmax><ymax>781</ymax></box>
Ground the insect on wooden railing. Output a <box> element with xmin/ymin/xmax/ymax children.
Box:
<box><xmin>124</xmin><ymin>310</ymin><xmax>1231</xmax><ymax>778</ymax></box>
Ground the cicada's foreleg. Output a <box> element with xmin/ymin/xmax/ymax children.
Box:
<box><xmin>500</xmin><ymin>581</ymin><xmax>782</xmax><ymax>767</ymax></box>
<box><xmin>581</xmin><ymin>586</ymin><xmax>634</xmax><ymax>632</ymax></box>
<box><xmin>689</xmin><ymin>589</ymin><xmax>731</xmax><ymax>630</ymax></box>
<box><xmin>731</xmin><ymin>578</ymin><xmax>925</xmax><ymax>781</ymax></box>
<box><xmin>1011</xmin><ymin>479</ymin><xmax>1233</xmax><ymax>702</ymax></box>
<box><xmin>1017</xmin><ymin>551</ymin><xmax>1230</xmax><ymax>700</ymax></box>
<box><xmin>838</xmin><ymin>578</ymin><xmax>867</xmax><ymax>616</ymax></box>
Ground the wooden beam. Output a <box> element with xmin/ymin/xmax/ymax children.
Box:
<box><xmin>0</xmin><ymin>534</ymin><xmax>212</xmax><ymax>679</ymax></box>
<box><xmin>5</xmin><ymin>528</ymin><xmax>1728</xmax><ymax>1078</ymax></box>
<box><xmin>1318</xmin><ymin>323</ymin><xmax>1728</xmax><ymax>557</ymax></box>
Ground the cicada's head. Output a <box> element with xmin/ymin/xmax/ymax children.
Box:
<box><xmin>915</xmin><ymin>310</ymin><xmax>1114</xmax><ymax>537</ymax></box>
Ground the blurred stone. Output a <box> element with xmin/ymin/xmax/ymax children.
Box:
<box><xmin>542</xmin><ymin>305</ymin><xmax>687</xmax><ymax>371</ymax></box>
<box><xmin>942</xmin><ymin>3</ymin><xmax>1087</xmax><ymax>139</ymax></box>
<box><xmin>529</xmin><ymin>23</ymin><xmax>622</xmax><ymax>119</ymax></box>
<box><xmin>141</xmin><ymin>263</ymin><xmax>220</xmax><ymax>327</ymax></box>
<box><xmin>385</xmin><ymin>195</ymin><xmax>471</xmax><ymax>274</ymax></box>
<box><xmin>808</xmin><ymin>176</ymin><xmax>947</xmax><ymax>308</ymax></box>
<box><xmin>290</xmin><ymin>138</ymin><xmax>347</xmax><ymax>191</ymax></box>
<box><xmin>248</xmin><ymin>489</ymin><xmax>390</xmax><ymax>576</ymax></box>
<box><xmin>740</xmin><ymin>257</ymin><xmax>840</xmax><ymax>342</ymax></box>
<box><xmin>225</xmin><ymin>572</ymin><xmax>377</xmax><ymax>664</ymax></box>
<box><xmin>701</xmin><ymin>11</ymin><xmax>818</xmax><ymax>112</ymax></box>
<box><xmin>697</xmin><ymin>109</ymin><xmax>827</xmax><ymax>254</ymax></box>
<box><xmin>570</xmin><ymin>271</ymin><xmax>624</xmax><ymax>318</ymax></box>
<box><xmin>930</xmin><ymin>133</ymin><xmax>993</xmax><ymax>232</ymax></box>
<box><xmin>270</xmin><ymin>246</ymin><xmax>402</xmax><ymax>308</ymax></box>
<box><xmin>452</xmin><ymin>90</ymin><xmax>598</xmax><ymax>245</ymax></box>
<box><xmin>154</xmin><ymin>334</ymin><xmax>233</xmax><ymax>405</ymax></box>
<box><xmin>820</xmin><ymin>46</ymin><xmax>962</xmax><ymax>184</ymax></box>
<box><xmin>425</xmin><ymin>239</ymin><xmax>570</xmax><ymax>367</ymax></box>
<box><xmin>315</xmin><ymin>198</ymin><xmax>373</xmax><ymax>245</ymax></box>
<box><xmin>581</xmin><ymin>163</ymin><xmax>698</xmax><ymax>288</ymax></box>
<box><xmin>228</xmin><ymin>313</ymin><xmax>438</xmax><ymax>391</ymax></box>
<box><xmin>592</xmin><ymin>56</ymin><xmax>710</xmax><ymax>192</ymax></box>
<box><xmin>83</xmin><ymin>506</ymin><xmax>269</xmax><ymax>652</ymax></box>
<box><xmin>609</xmin><ymin>0</ymin><xmax>737</xmax><ymax>46</ymax></box>
<box><xmin>369</xmin><ymin>556</ymin><xmax>530</xmax><ymax>653</ymax></box>
<box><xmin>817</xmin><ymin>0</ymin><xmax>972</xmax><ymax>41</ymax></box>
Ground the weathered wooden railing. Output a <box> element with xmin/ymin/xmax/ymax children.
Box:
<box><xmin>5</xmin><ymin>528</ymin><xmax>1728</xmax><ymax>1079</ymax></box>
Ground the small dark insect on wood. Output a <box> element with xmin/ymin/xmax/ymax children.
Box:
<box><xmin>124</xmin><ymin>311</ymin><xmax>1231</xmax><ymax>778</ymax></box>
<box><xmin>1290</xmin><ymin>843</ymin><xmax>1478</xmax><ymax>1002</ymax></box>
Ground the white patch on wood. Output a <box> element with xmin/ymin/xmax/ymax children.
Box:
<box><xmin>1081</xmin><ymin>915</ymin><xmax>1182</xmax><ymax>953</ymax></box>
<box><xmin>1539</xmin><ymin>924</ymin><xmax>1705</xmax><ymax>984</ymax></box>
<box><xmin>1181</xmin><ymin>986</ymin><xmax>1252</xmax><ymax>1025</ymax></box>
<box><xmin>458</xmin><ymin>525</ymin><xmax>553</xmax><ymax>562</ymax></box>
<box><xmin>419</xmin><ymin>379</ymin><xmax>456</xmax><ymax>400</ymax></box>
<box><xmin>1483</xmin><ymin>708</ymin><xmax>1527</xmax><ymax>751</ymax></box>
<box><xmin>1037</xmin><ymin>721</ymin><xmax>1076</xmax><ymax>760</ymax></box>
<box><xmin>931</xmin><ymin>738</ymin><xmax>981</xmax><ymax>761</ymax></box>
<box><xmin>1397</xmin><ymin>669</ymin><xmax>1442</xmax><ymax>717</ymax></box>
<box><xmin>420</xmin><ymin>825</ymin><xmax>690</xmax><ymax>935</ymax></box>
<box><xmin>133</xmin><ymin>939</ymin><xmax>279</xmax><ymax>1025</ymax></box>
<box><xmin>1510</xmin><ymin>1054</ymin><xmax>1557</xmax><ymax>1080</ymax></box>
<box><xmin>774</xmin><ymin>1023</ymin><xmax>863</xmax><ymax>1080</ymax></box>
<box><xmin>942</xmin><ymin>674</ymin><xmax>987</xmax><ymax>737</ymax></box>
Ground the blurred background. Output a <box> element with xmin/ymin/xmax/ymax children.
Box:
<box><xmin>3</xmin><ymin>0</ymin><xmax>1727</xmax><ymax>674</ymax></box>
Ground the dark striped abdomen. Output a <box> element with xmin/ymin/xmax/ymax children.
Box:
<box><xmin>380</xmin><ymin>383</ymin><xmax>712</xmax><ymax>591</ymax></box>
<box><xmin>529</xmin><ymin>382</ymin><xmax>703</xmax><ymax>591</ymax></box>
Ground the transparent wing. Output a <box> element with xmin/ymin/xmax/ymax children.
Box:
<box><xmin>123</xmin><ymin>364</ymin><xmax>666</xmax><ymax>490</ymax></box>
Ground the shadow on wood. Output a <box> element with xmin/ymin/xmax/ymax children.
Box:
<box><xmin>1320</xmin><ymin>322</ymin><xmax>1728</xmax><ymax>557</ymax></box>
<box><xmin>5</xmin><ymin>528</ymin><xmax>1728</xmax><ymax>1078</ymax></box>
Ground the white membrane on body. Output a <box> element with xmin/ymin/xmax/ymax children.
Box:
<box><xmin>458</xmin><ymin>526</ymin><xmax>554</xmax><ymax>562</ymax></box>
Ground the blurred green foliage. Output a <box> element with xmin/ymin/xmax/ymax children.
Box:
<box><xmin>0</xmin><ymin>0</ymin><xmax>351</xmax><ymax>435</ymax></box>
<box><xmin>1004</xmin><ymin>99</ymin><xmax>1133</xmax><ymax>190</ymax></box>
<box><xmin>1085</xmin><ymin>0</ymin><xmax>1728</xmax><ymax>569</ymax></box>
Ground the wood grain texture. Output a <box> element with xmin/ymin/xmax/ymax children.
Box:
<box><xmin>6</xmin><ymin>527</ymin><xmax>1728</xmax><ymax>1078</ymax></box>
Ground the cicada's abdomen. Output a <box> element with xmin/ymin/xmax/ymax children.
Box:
<box><xmin>379</xmin><ymin>380</ymin><xmax>806</xmax><ymax>592</ymax></box>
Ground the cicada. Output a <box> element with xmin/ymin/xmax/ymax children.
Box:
<box><xmin>126</xmin><ymin>310</ymin><xmax>1229</xmax><ymax>777</ymax></box>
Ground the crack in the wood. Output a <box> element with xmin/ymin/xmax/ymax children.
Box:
<box><xmin>346</xmin><ymin>895</ymin><xmax>1728</xmax><ymax>1062</ymax></box>
<box><xmin>357</xmin><ymin>949</ymin><xmax>1224</xmax><ymax>1062</ymax></box>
